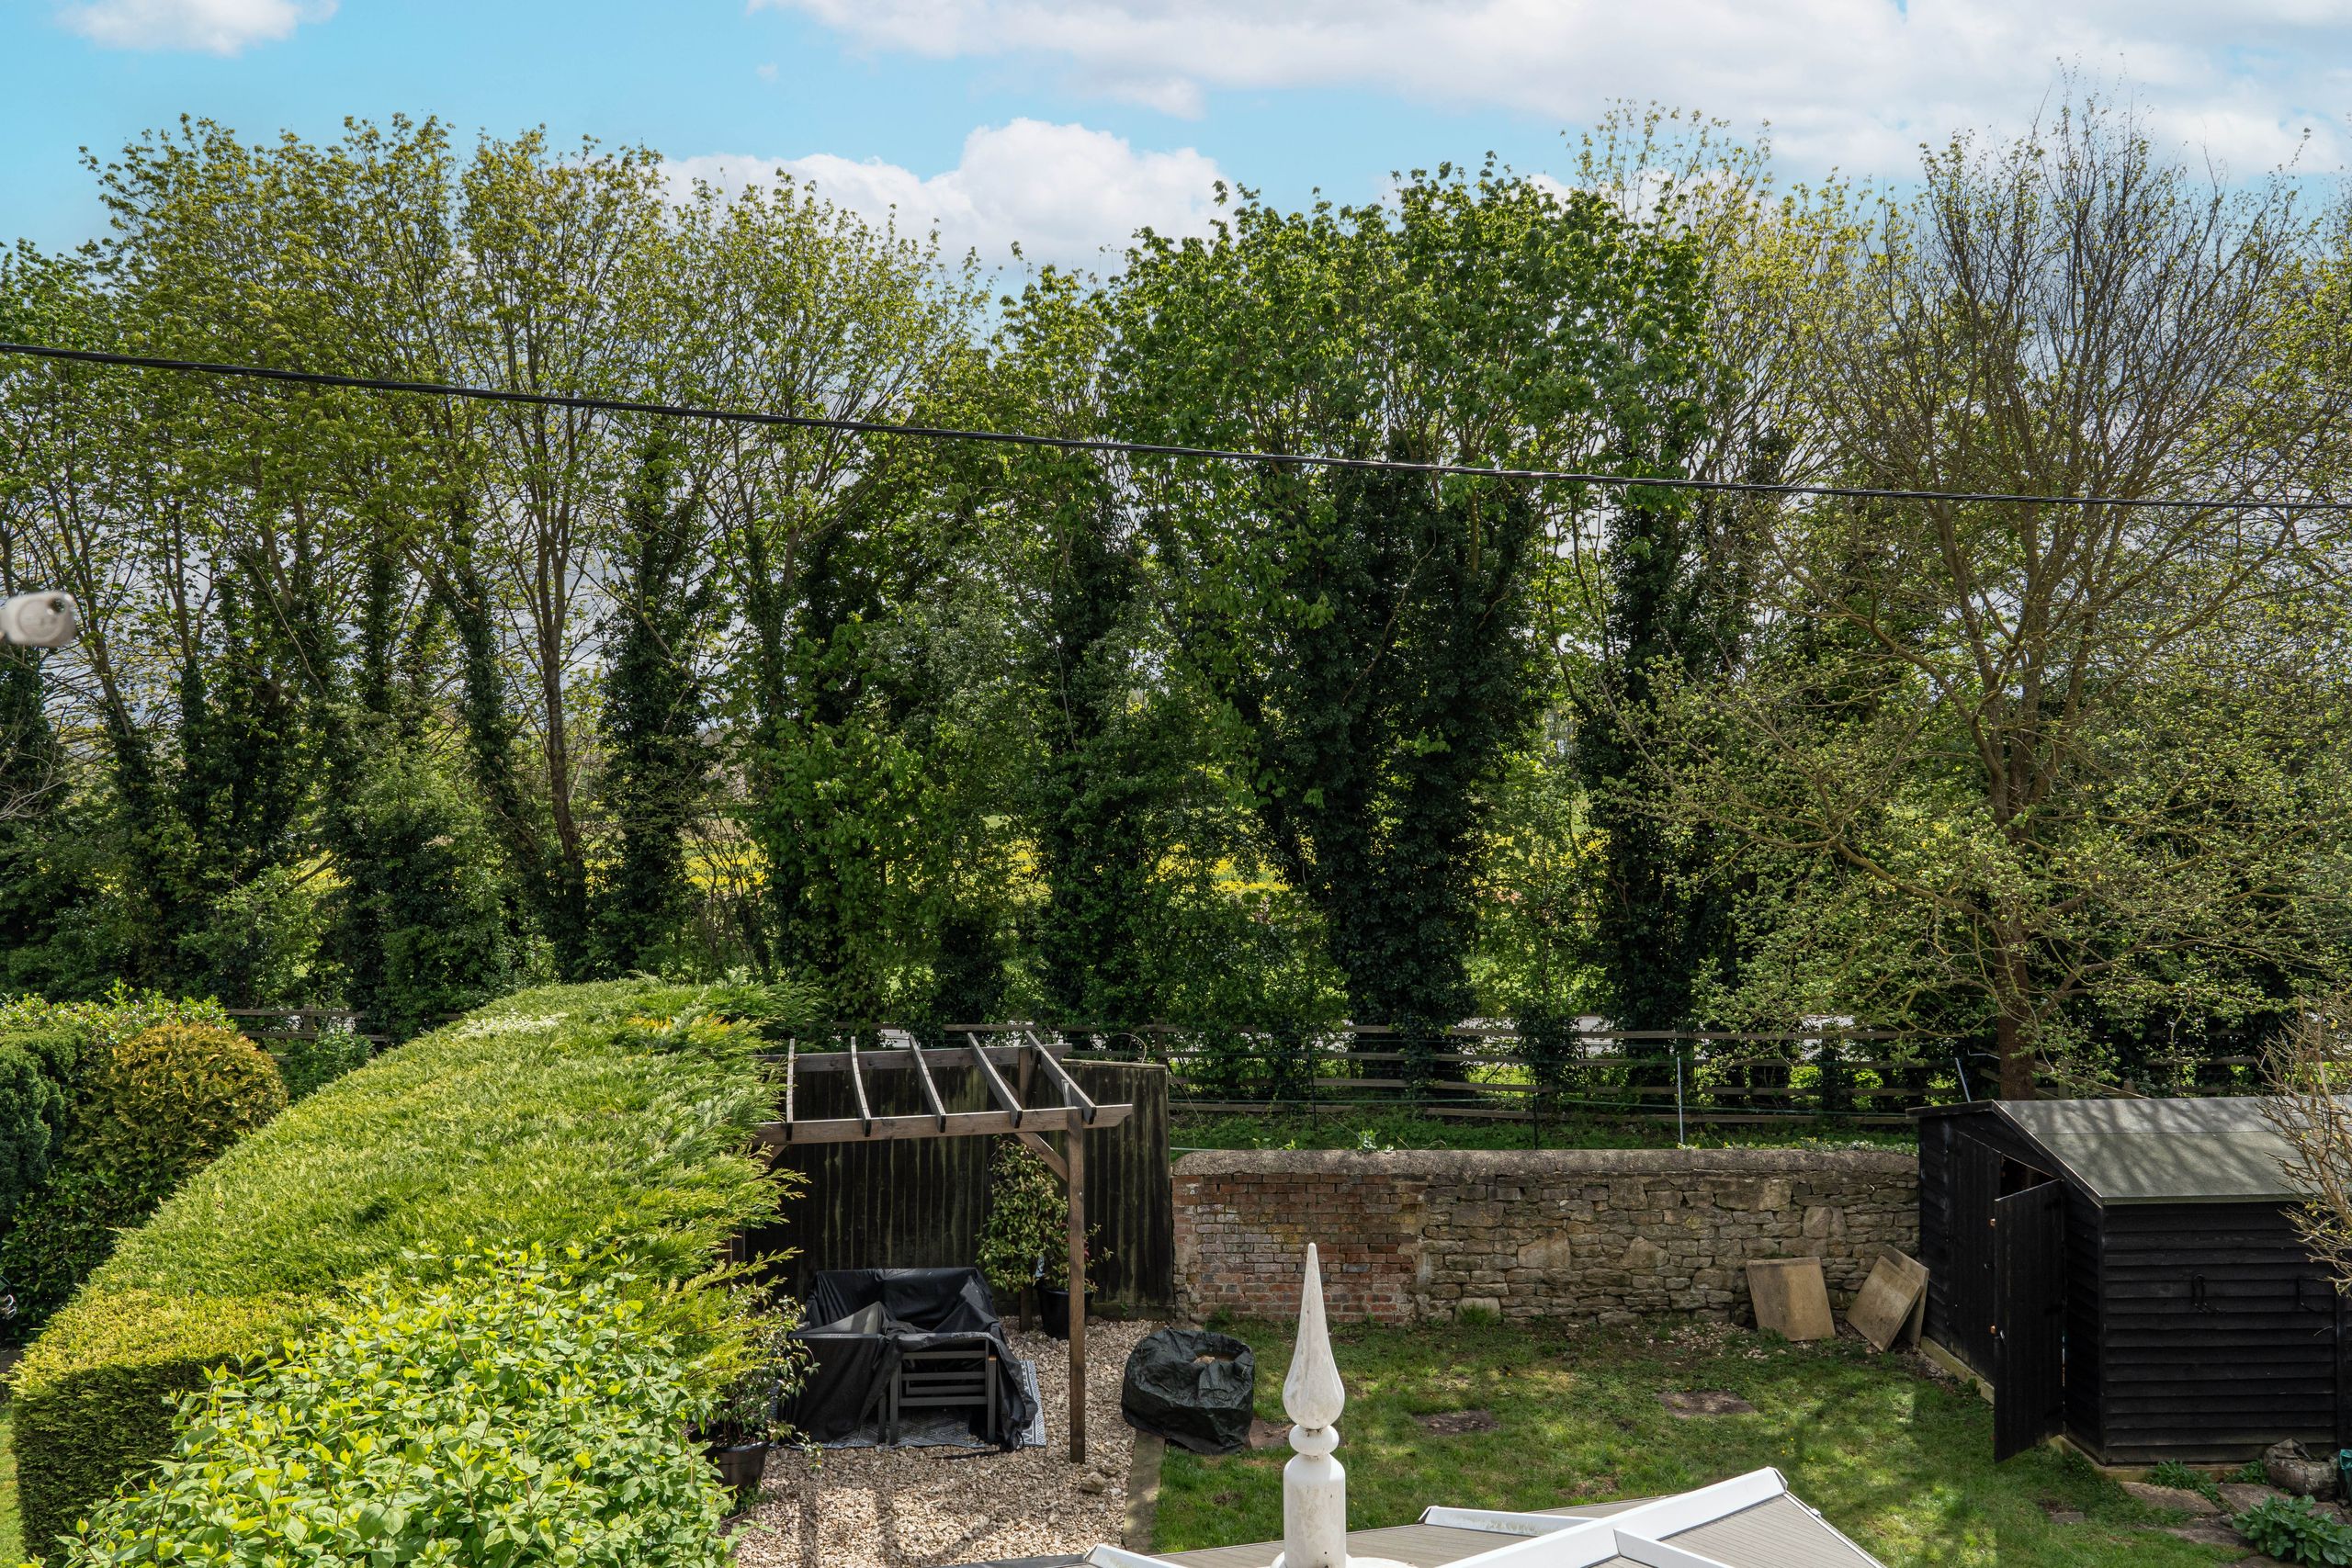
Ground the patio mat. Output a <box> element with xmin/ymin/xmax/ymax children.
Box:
<box><xmin>820</xmin><ymin>1355</ymin><xmax>1046</xmax><ymax>1450</ymax></box>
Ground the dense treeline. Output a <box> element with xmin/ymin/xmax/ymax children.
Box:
<box><xmin>4</xmin><ymin>99</ymin><xmax>2349</xmax><ymax>1095</ymax></box>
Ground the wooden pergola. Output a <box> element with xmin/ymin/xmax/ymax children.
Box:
<box><xmin>755</xmin><ymin>1031</ymin><xmax>1135</xmax><ymax>1461</ymax></box>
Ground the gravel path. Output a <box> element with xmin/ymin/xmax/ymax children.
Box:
<box><xmin>734</xmin><ymin>1319</ymin><xmax>1159</xmax><ymax>1568</ymax></box>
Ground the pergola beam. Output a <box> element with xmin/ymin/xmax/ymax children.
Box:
<box><xmin>758</xmin><ymin>1042</ymin><xmax>1065</xmax><ymax>1074</ymax></box>
<box><xmin>1029</xmin><ymin>1030</ymin><xmax>1099</xmax><ymax>1126</ymax></box>
<box><xmin>846</xmin><ymin>1037</ymin><xmax>873</xmax><ymax>1136</ymax></box>
<box><xmin>1017</xmin><ymin>1129</ymin><xmax>1068</xmax><ymax>1180</ymax></box>
<box><xmin>906</xmin><ymin>1040</ymin><xmax>948</xmax><ymax>1131</ymax></box>
<box><xmin>967</xmin><ymin>1034</ymin><xmax>1025</xmax><ymax>1128</ymax></box>
<box><xmin>755</xmin><ymin>1100</ymin><xmax>1131</xmax><ymax>1148</ymax></box>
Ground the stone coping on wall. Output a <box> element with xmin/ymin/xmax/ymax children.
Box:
<box><xmin>1172</xmin><ymin>1145</ymin><xmax>1920</xmax><ymax>1326</ymax></box>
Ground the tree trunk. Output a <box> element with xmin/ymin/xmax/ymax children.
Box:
<box><xmin>1996</xmin><ymin>1002</ymin><xmax>2037</xmax><ymax>1100</ymax></box>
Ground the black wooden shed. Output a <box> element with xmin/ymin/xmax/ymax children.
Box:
<box><xmin>1917</xmin><ymin>1097</ymin><xmax>2347</xmax><ymax>1463</ymax></box>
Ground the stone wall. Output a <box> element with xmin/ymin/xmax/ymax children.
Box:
<box><xmin>1172</xmin><ymin>1147</ymin><xmax>1917</xmax><ymax>1325</ymax></box>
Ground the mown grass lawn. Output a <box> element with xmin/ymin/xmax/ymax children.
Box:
<box><xmin>1155</xmin><ymin>1317</ymin><xmax>2234</xmax><ymax>1568</ymax></box>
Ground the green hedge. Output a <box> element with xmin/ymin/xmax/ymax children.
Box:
<box><xmin>0</xmin><ymin>996</ymin><xmax>236</xmax><ymax>1236</ymax></box>
<box><xmin>0</xmin><ymin>993</ymin><xmax>243</xmax><ymax>1344</ymax></box>
<box><xmin>5</xmin><ymin>980</ymin><xmax>783</xmax><ymax>1558</ymax></box>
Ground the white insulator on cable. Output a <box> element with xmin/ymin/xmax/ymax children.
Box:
<box><xmin>0</xmin><ymin>592</ymin><xmax>78</xmax><ymax>649</ymax></box>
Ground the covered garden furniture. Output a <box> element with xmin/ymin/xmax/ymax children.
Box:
<box><xmin>786</xmin><ymin>1266</ymin><xmax>1035</xmax><ymax>1447</ymax></box>
<box><xmin>1121</xmin><ymin>1327</ymin><xmax>1256</xmax><ymax>1455</ymax></box>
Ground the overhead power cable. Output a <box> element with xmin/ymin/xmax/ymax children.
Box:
<box><xmin>0</xmin><ymin>339</ymin><xmax>2336</xmax><ymax>514</ymax></box>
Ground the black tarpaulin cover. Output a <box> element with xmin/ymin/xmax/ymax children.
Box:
<box><xmin>1120</xmin><ymin>1328</ymin><xmax>1256</xmax><ymax>1454</ymax></box>
<box><xmin>784</xmin><ymin>1268</ymin><xmax>1035</xmax><ymax>1446</ymax></box>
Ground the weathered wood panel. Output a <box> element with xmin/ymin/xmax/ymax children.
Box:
<box><xmin>745</xmin><ymin>1059</ymin><xmax>1172</xmax><ymax>1309</ymax></box>
<box><xmin>1918</xmin><ymin>1104</ymin><xmax>2108</xmax><ymax>1449</ymax></box>
<box><xmin>2096</xmin><ymin>1201</ymin><xmax>2338</xmax><ymax>1462</ymax></box>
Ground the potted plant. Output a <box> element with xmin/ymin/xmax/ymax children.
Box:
<box><xmin>977</xmin><ymin>1140</ymin><xmax>1065</xmax><ymax>1332</ymax></box>
<box><xmin>695</xmin><ymin>1358</ymin><xmax>775</xmax><ymax>1496</ymax></box>
<box><xmin>695</xmin><ymin>1291</ymin><xmax>808</xmax><ymax>1503</ymax></box>
<box><xmin>1036</xmin><ymin>1230</ymin><xmax>1111</xmax><ymax>1340</ymax></box>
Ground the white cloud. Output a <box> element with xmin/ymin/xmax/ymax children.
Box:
<box><xmin>667</xmin><ymin>118</ymin><xmax>1225</xmax><ymax>267</ymax></box>
<box><xmin>754</xmin><ymin>0</ymin><xmax>2352</xmax><ymax>174</ymax></box>
<box><xmin>55</xmin><ymin>0</ymin><xmax>334</xmax><ymax>53</ymax></box>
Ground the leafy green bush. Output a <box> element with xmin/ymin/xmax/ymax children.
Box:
<box><xmin>0</xmin><ymin>991</ymin><xmax>235</xmax><ymax>1212</ymax></box>
<box><xmin>2236</xmin><ymin>1495</ymin><xmax>2352</xmax><ymax>1566</ymax></box>
<box><xmin>0</xmin><ymin>988</ymin><xmax>232</xmax><ymax>1056</ymax></box>
<box><xmin>266</xmin><ymin>1025</ymin><xmax>374</xmax><ymax>1101</ymax></box>
<box><xmin>337</xmin><ymin>747</ymin><xmax>519</xmax><ymax>1042</ymax></box>
<box><xmin>0</xmin><ymin>1027</ymin><xmax>79</xmax><ymax>1228</ymax></box>
<box><xmin>56</xmin><ymin>1250</ymin><xmax>738</xmax><ymax>1568</ymax></box>
<box><xmin>74</xmin><ymin>1022</ymin><xmax>287</xmax><ymax>1205</ymax></box>
<box><xmin>0</xmin><ymin>1173</ymin><xmax>146</xmax><ymax>1332</ymax></box>
<box><xmin>1</xmin><ymin>1024</ymin><xmax>287</xmax><ymax>1341</ymax></box>
<box><xmin>976</xmin><ymin>1140</ymin><xmax>1065</xmax><ymax>1303</ymax></box>
<box><xmin>6</xmin><ymin>980</ymin><xmax>782</xmax><ymax>1555</ymax></box>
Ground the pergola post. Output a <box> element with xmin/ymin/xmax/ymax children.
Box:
<box><xmin>1068</xmin><ymin>1117</ymin><xmax>1087</xmax><ymax>1464</ymax></box>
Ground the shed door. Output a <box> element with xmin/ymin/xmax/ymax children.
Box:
<box><xmin>1993</xmin><ymin>1179</ymin><xmax>2067</xmax><ymax>1461</ymax></box>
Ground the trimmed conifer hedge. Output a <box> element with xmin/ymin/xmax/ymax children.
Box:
<box><xmin>4</xmin><ymin>979</ymin><xmax>784</xmax><ymax>1557</ymax></box>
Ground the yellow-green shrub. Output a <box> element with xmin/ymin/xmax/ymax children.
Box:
<box><xmin>55</xmin><ymin>1253</ymin><xmax>736</xmax><ymax>1568</ymax></box>
<box><xmin>2</xmin><ymin>1011</ymin><xmax>278</xmax><ymax>1345</ymax></box>
<box><xmin>74</xmin><ymin>1022</ymin><xmax>287</xmax><ymax>1203</ymax></box>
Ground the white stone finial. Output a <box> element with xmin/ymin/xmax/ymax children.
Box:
<box><xmin>1284</xmin><ymin>1243</ymin><xmax>1346</xmax><ymax>1431</ymax></box>
<box><xmin>1277</xmin><ymin>1244</ymin><xmax>1348</xmax><ymax>1568</ymax></box>
<box><xmin>1268</xmin><ymin>1246</ymin><xmax>1407</xmax><ymax>1568</ymax></box>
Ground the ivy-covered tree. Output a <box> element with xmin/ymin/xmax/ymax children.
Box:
<box><xmin>978</xmin><ymin>274</ymin><xmax>1184</xmax><ymax>1030</ymax></box>
<box><xmin>594</xmin><ymin>439</ymin><xmax>714</xmax><ymax>973</ymax></box>
<box><xmin>1111</xmin><ymin>166</ymin><xmax>1711</xmax><ymax>1038</ymax></box>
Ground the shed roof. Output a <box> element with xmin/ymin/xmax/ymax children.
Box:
<box><xmin>1988</xmin><ymin>1097</ymin><xmax>2312</xmax><ymax>1205</ymax></box>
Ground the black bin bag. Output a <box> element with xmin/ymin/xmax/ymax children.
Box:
<box><xmin>1121</xmin><ymin>1327</ymin><xmax>1255</xmax><ymax>1454</ymax></box>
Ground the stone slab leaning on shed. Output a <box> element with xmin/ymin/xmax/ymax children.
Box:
<box><xmin>1171</xmin><ymin>1148</ymin><xmax>1919</xmax><ymax>1326</ymax></box>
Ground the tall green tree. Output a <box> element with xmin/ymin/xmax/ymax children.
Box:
<box><xmin>975</xmin><ymin>273</ymin><xmax>1185</xmax><ymax>1029</ymax></box>
<box><xmin>593</xmin><ymin>438</ymin><xmax>713</xmax><ymax>972</ymax></box>
<box><xmin>1111</xmin><ymin>167</ymin><xmax>1711</xmax><ymax>1033</ymax></box>
<box><xmin>1657</xmin><ymin>102</ymin><xmax>2352</xmax><ymax>1096</ymax></box>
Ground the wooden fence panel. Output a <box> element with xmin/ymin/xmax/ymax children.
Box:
<box><xmin>1073</xmin><ymin>1059</ymin><xmax>1173</xmax><ymax>1309</ymax></box>
<box><xmin>750</xmin><ymin>1058</ymin><xmax>1173</xmax><ymax>1310</ymax></box>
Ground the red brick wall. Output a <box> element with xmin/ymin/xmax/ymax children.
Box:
<box><xmin>1172</xmin><ymin>1164</ymin><xmax>1428</xmax><ymax>1322</ymax></box>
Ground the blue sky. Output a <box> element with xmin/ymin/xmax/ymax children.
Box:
<box><xmin>6</xmin><ymin>0</ymin><xmax>2349</xmax><ymax>270</ymax></box>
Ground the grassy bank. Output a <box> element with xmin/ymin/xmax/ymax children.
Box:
<box><xmin>1156</xmin><ymin>1317</ymin><xmax>2228</xmax><ymax>1568</ymax></box>
<box><xmin>1170</xmin><ymin>1108</ymin><xmax>1915</xmax><ymax>1155</ymax></box>
<box><xmin>2</xmin><ymin>1403</ymin><xmax>19</xmax><ymax>1564</ymax></box>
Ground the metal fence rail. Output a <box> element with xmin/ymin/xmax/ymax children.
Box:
<box><xmin>782</xmin><ymin>1021</ymin><xmax>2276</xmax><ymax>1131</ymax></box>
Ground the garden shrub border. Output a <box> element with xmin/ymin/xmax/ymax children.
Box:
<box><xmin>5</xmin><ymin>979</ymin><xmax>784</xmax><ymax>1555</ymax></box>
<box><xmin>53</xmin><ymin>1252</ymin><xmax>743</xmax><ymax>1568</ymax></box>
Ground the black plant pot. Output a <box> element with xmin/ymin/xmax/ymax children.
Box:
<box><xmin>711</xmin><ymin>1440</ymin><xmax>769</xmax><ymax>1496</ymax></box>
<box><xmin>1038</xmin><ymin>1287</ymin><xmax>1095</xmax><ymax>1340</ymax></box>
